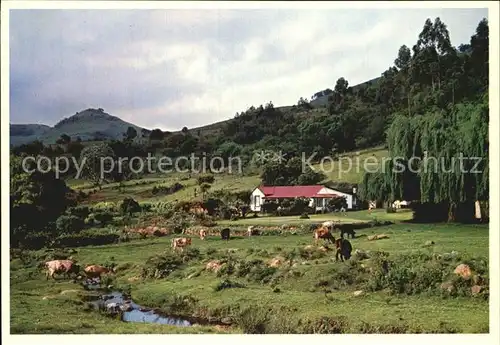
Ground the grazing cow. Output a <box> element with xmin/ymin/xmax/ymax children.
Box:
<box><xmin>322</xmin><ymin>221</ymin><xmax>334</xmax><ymax>230</ymax></box>
<box><xmin>313</xmin><ymin>226</ymin><xmax>335</xmax><ymax>245</ymax></box>
<box><xmin>220</xmin><ymin>228</ymin><xmax>230</xmax><ymax>241</ymax></box>
<box><xmin>335</xmin><ymin>238</ymin><xmax>353</xmax><ymax>262</ymax></box>
<box><xmin>199</xmin><ymin>229</ymin><xmax>207</xmax><ymax>240</ymax></box>
<box><xmin>45</xmin><ymin>260</ymin><xmax>80</xmax><ymax>280</ymax></box>
<box><xmin>339</xmin><ymin>225</ymin><xmax>356</xmax><ymax>239</ymax></box>
<box><xmin>172</xmin><ymin>237</ymin><xmax>192</xmax><ymax>252</ymax></box>
<box><xmin>84</xmin><ymin>265</ymin><xmax>114</xmax><ymax>279</ymax></box>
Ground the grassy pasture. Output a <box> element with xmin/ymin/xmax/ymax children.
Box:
<box><xmin>10</xmin><ymin>222</ymin><xmax>489</xmax><ymax>334</ymax></box>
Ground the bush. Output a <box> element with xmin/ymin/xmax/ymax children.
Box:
<box><xmin>18</xmin><ymin>232</ymin><xmax>53</xmax><ymax>250</ymax></box>
<box><xmin>56</xmin><ymin>215</ymin><xmax>85</xmax><ymax>234</ymax></box>
<box><xmin>300</xmin><ymin>316</ymin><xmax>348</xmax><ymax>334</ymax></box>
<box><xmin>299</xmin><ymin>212</ymin><xmax>310</xmax><ymax>219</ymax></box>
<box><xmin>93</xmin><ymin>211</ymin><xmax>115</xmax><ymax>225</ymax></box>
<box><xmin>213</xmin><ymin>279</ymin><xmax>246</xmax><ymax>292</ymax></box>
<box><xmin>141</xmin><ymin>253</ymin><xmax>184</xmax><ymax>279</ymax></box>
<box><xmin>327</xmin><ymin>196</ymin><xmax>348</xmax><ymax>211</ymax></box>
<box><xmin>52</xmin><ymin>229</ymin><xmax>119</xmax><ymax>248</ymax></box>
<box><xmin>66</xmin><ymin>206</ymin><xmax>90</xmax><ymax>219</ymax></box>
<box><xmin>167</xmin><ymin>212</ymin><xmax>193</xmax><ymax>234</ymax></box>
<box><xmin>197</xmin><ymin>175</ymin><xmax>215</xmax><ymax>185</ymax></box>
<box><xmin>236</xmin><ymin>306</ymin><xmax>268</xmax><ymax>334</ymax></box>
<box><xmin>151</xmin><ymin>182</ymin><xmax>184</xmax><ymax>196</ymax></box>
<box><xmin>119</xmin><ymin>197</ymin><xmax>141</xmax><ymax>215</ymax></box>
<box><xmin>149</xmin><ymin>201</ymin><xmax>174</xmax><ymax>216</ymax></box>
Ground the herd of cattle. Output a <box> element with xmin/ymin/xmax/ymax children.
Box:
<box><xmin>44</xmin><ymin>221</ymin><xmax>355</xmax><ymax>280</ymax></box>
<box><xmin>171</xmin><ymin>221</ymin><xmax>355</xmax><ymax>261</ymax></box>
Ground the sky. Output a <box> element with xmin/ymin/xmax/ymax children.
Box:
<box><xmin>9</xmin><ymin>7</ymin><xmax>488</xmax><ymax>131</ymax></box>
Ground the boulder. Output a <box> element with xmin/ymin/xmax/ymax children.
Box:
<box><xmin>318</xmin><ymin>246</ymin><xmax>330</xmax><ymax>252</ymax></box>
<box><xmin>471</xmin><ymin>285</ymin><xmax>482</xmax><ymax>296</ymax></box>
<box><xmin>120</xmin><ymin>303</ymin><xmax>133</xmax><ymax>312</ymax></box>
<box><xmin>472</xmin><ymin>274</ymin><xmax>484</xmax><ymax>285</ymax></box>
<box><xmin>268</xmin><ymin>256</ymin><xmax>285</xmax><ymax>268</ymax></box>
<box><xmin>440</xmin><ymin>281</ymin><xmax>455</xmax><ymax>293</ymax></box>
<box><xmin>353</xmin><ymin>290</ymin><xmax>364</xmax><ymax>297</ymax></box>
<box><xmin>354</xmin><ymin>249</ymin><xmax>369</xmax><ymax>260</ymax></box>
<box><xmin>454</xmin><ymin>264</ymin><xmax>472</xmax><ymax>279</ymax></box>
<box><xmin>206</xmin><ymin>260</ymin><xmax>224</xmax><ymax>273</ymax></box>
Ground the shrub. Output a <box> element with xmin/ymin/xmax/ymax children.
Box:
<box><xmin>93</xmin><ymin>211</ymin><xmax>114</xmax><ymax>225</ymax></box>
<box><xmin>52</xmin><ymin>229</ymin><xmax>119</xmax><ymax>248</ymax></box>
<box><xmin>197</xmin><ymin>175</ymin><xmax>215</xmax><ymax>185</ymax></box>
<box><xmin>119</xmin><ymin>197</ymin><xmax>141</xmax><ymax>215</ymax></box>
<box><xmin>66</xmin><ymin>206</ymin><xmax>90</xmax><ymax>219</ymax></box>
<box><xmin>299</xmin><ymin>212</ymin><xmax>310</xmax><ymax>219</ymax></box>
<box><xmin>167</xmin><ymin>212</ymin><xmax>193</xmax><ymax>234</ymax></box>
<box><xmin>149</xmin><ymin>201</ymin><xmax>174</xmax><ymax>216</ymax></box>
<box><xmin>151</xmin><ymin>182</ymin><xmax>184</xmax><ymax>196</ymax></box>
<box><xmin>56</xmin><ymin>215</ymin><xmax>85</xmax><ymax>234</ymax></box>
<box><xmin>18</xmin><ymin>232</ymin><xmax>53</xmax><ymax>250</ymax></box>
<box><xmin>236</xmin><ymin>306</ymin><xmax>268</xmax><ymax>334</ymax></box>
<box><xmin>141</xmin><ymin>253</ymin><xmax>184</xmax><ymax>279</ymax></box>
<box><xmin>300</xmin><ymin>316</ymin><xmax>348</xmax><ymax>334</ymax></box>
<box><xmin>213</xmin><ymin>279</ymin><xmax>246</xmax><ymax>292</ymax></box>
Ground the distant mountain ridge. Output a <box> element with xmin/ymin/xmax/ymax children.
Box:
<box><xmin>10</xmin><ymin>108</ymin><xmax>147</xmax><ymax>146</ymax></box>
<box><xmin>9</xmin><ymin>78</ymin><xmax>379</xmax><ymax>147</ymax></box>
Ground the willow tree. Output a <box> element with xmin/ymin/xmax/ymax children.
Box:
<box><xmin>360</xmin><ymin>94</ymin><xmax>488</xmax><ymax>222</ymax></box>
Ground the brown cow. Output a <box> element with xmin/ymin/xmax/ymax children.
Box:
<box><xmin>199</xmin><ymin>229</ymin><xmax>207</xmax><ymax>240</ymax></box>
<box><xmin>84</xmin><ymin>265</ymin><xmax>114</xmax><ymax>279</ymax></box>
<box><xmin>313</xmin><ymin>226</ymin><xmax>335</xmax><ymax>245</ymax></box>
<box><xmin>172</xmin><ymin>237</ymin><xmax>192</xmax><ymax>252</ymax></box>
<box><xmin>45</xmin><ymin>260</ymin><xmax>81</xmax><ymax>280</ymax></box>
<box><xmin>335</xmin><ymin>238</ymin><xmax>353</xmax><ymax>262</ymax></box>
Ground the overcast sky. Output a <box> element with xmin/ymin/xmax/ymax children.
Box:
<box><xmin>9</xmin><ymin>8</ymin><xmax>488</xmax><ymax>131</ymax></box>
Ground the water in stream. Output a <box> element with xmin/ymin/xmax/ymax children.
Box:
<box><xmin>84</xmin><ymin>278</ymin><xmax>191</xmax><ymax>327</ymax></box>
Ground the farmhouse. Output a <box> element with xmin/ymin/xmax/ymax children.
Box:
<box><xmin>250</xmin><ymin>185</ymin><xmax>355</xmax><ymax>212</ymax></box>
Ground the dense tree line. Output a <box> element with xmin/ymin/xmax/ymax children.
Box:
<box><xmin>359</xmin><ymin>18</ymin><xmax>489</xmax><ymax>222</ymax></box>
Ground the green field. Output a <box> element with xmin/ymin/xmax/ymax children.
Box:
<box><xmin>10</xmin><ymin>222</ymin><xmax>489</xmax><ymax>334</ymax></box>
<box><xmin>217</xmin><ymin>209</ymin><xmax>413</xmax><ymax>226</ymax></box>
<box><xmin>65</xmin><ymin>146</ymin><xmax>388</xmax><ymax>205</ymax></box>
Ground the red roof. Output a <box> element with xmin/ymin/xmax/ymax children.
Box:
<box><xmin>257</xmin><ymin>185</ymin><xmax>341</xmax><ymax>199</ymax></box>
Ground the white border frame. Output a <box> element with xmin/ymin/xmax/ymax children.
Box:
<box><xmin>1</xmin><ymin>2</ymin><xmax>499</xmax><ymax>345</ymax></box>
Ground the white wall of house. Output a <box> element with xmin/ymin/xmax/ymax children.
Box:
<box><xmin>250</xmin><ymin>188</ymin><xmax>266</xmax><ymax>212</ymax></box>
<box><xmin>250</xmin><ymin>187</ymin><xmax>355</xmax><ymax>212</ymax></box>
<box><xmin>317</xmin><ymin>187</ymin><xmax>354</xmax><ymax>209</ymax></box>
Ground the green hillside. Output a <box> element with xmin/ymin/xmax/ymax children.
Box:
<box><xmin>10</xmin><ymin>108</ymin><xmax>148</xmax><ymax>146</ymax></box>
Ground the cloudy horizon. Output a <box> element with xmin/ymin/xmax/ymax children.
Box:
<box><xmin>10</xmin><ymin>8</ymin><xmax>488</xmax><ymax>131</ymax></box>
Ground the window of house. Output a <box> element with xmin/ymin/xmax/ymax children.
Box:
<box><xmin>254</xmin><ymin>195</ymin><xmax>261</xmax><ymax>206</ymax></box>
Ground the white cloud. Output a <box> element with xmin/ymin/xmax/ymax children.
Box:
<box><xmin>10</xmin><ymin>8</ymin><xmax>488</xmax><ymax>130</ymax></box>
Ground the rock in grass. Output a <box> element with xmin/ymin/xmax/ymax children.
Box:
<box><xmin>353</xmin><ymin>290</ymin><xmax>364</xmax><ymax>297</ymax></box>
<box><xmin>440</xmin><ymin>281</ymin><xmax>455</xmax><ymax>293</ymax></box>
<box><xmin>471</xmin><ymin>285</ymin><xmax>482</xmax><ymax>296</ymax></box>
<box><xmin>454</xmin><ymin>264</ymin><xmax>472</xmax><ymax>279</ymax></box>
<box><xmin>354</xmin><ymin>249</ymin><xmax>369</xmax><ymax>260</ymax></box>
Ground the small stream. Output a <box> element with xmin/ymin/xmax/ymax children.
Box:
<box><xmin>83</xmin><ymin>278</ymin><xmax>192</xmax><ymax>327</ymax></box>
<box><xmin>93</xmin><ymin>291</ymin><xmax>192</xmax><ymax>326</ymax></box>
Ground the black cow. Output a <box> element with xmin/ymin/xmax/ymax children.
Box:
<box><xmin>220</xmin><ymin>228</ymin><xmax>230</xmax><ymax>241</ymax></box>
<box><xmin>335</xmin><ymin>238</ymin><xmax>352</xmax><ymax>262</ymax></box>
<box><xmin>340</xmin><ymin>226</ymin><xmax>356</xmax><ymax>239</ymax></box>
